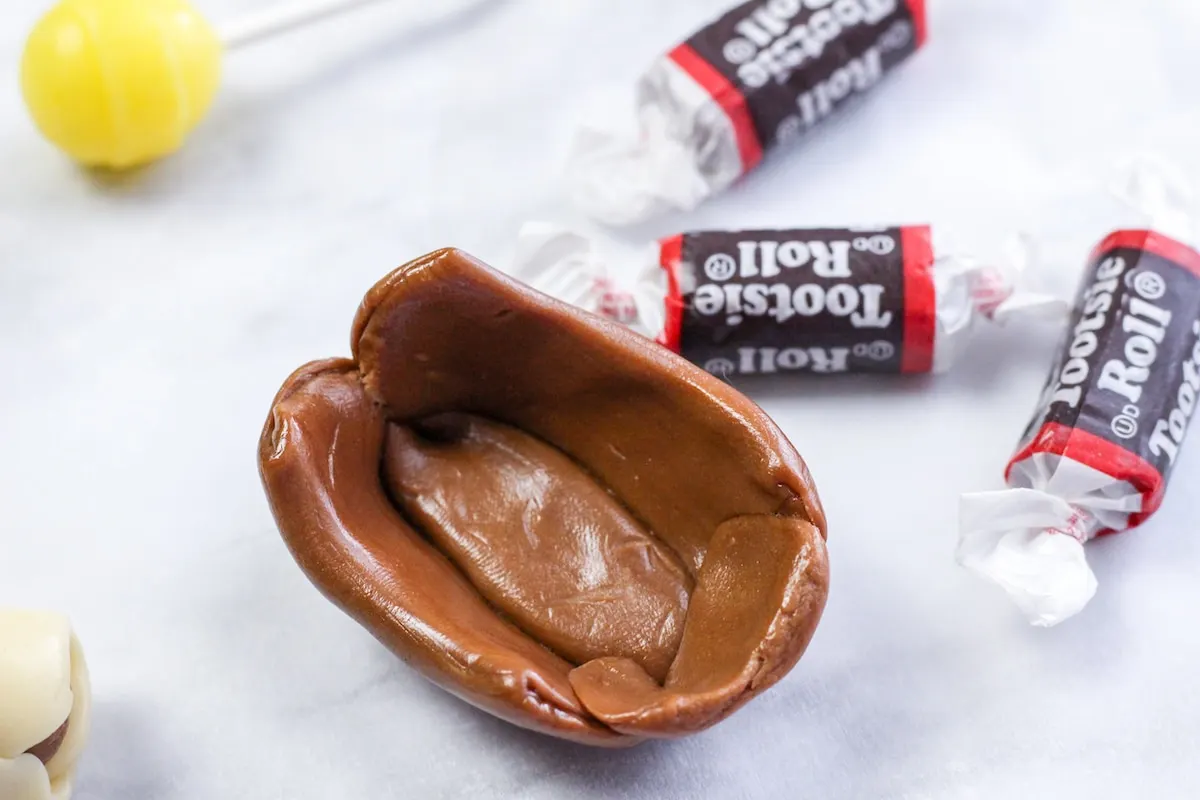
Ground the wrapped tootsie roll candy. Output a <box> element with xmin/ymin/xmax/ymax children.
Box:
<box><xmin>958</xmin><ymin>161</ymin><xmax>1200</xmax><ymax>627</ymax></box>
<box><xmin>566</xmin><ymin>0</ymin><xmax>928</xmax><ymax>226</ymax></box>
<box><xmin>512</xmin><ymin>222</ymin><xmax>1066</xmax><ymax>379</ymax></box>
<box><xmin>0</xmin><ymin>609</ymin><xmax>91</xmax><ymax>800</ymax></box>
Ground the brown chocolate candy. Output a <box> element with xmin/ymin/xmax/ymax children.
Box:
<box><xmin>258</xmin><ymin>248</ymin><xmax>829</xmax><ymax>745</ymax></box>
<box><xmin>25</xmin><ymin>718</ymin><xmax>69</xmax><ymax>765</ymax></box>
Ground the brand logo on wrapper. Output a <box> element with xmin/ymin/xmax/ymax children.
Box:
<box><xmin>668</xmin><ymin>0</ymin><xmax>926</xmax><ymax>175</ymax></box>
<box><xmin>737</xmin><ymin>347</ymin><xmax>850</xmax><ymax>374</ymax></box>
<box><xmin>704</xmin><ymin>339</ymin><xmax>897</xmax><ymax>376</ymax></box>
<box><xmin>1041</xmin><ymin>257</ymin><xmax>1179</xmax><ymax>433</ymax></box>
<box><xmin>694</xmin><ymin>237</ymin><xmax>892</xmax><ymax>329</ymax></box>
<box><xmin>793</xmin><ymin>45</ymin><xmax>885</xmax><ymax>130</ymax></box>
<box><xmin>704</xmin><ymin>253</ymin><xmax>739</xmax><ymax>282</ymax></box>
<box><xmin>854</xmin><ymin>235</ymin><xmax>896</xmax><ymax>255</ymax></box>
<box><xmin>855</xmin><ymin>340</ymin><xmax>895</xmax><ymax>360</ymax></box>
<box><xmin>671</xmin><ymin>227</ymin><xmax>936</xmax><ymax>376</ymax></box>
<box><xmin>1147</xmin><ymin>318</ymin><xmax>1200</xmax><ymax>463</ymax></box>
<box><xmin>1011</xmin><ymin>230</ymin><xmax>1200</xmax><ymax>531</ymax></box>
<box><xmin>720</xmin><ymin>0</ymin><xmax>898</xmax><ymax>89</ymax></box>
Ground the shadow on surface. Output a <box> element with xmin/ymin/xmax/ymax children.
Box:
<box><xmin>347</xmin><ymin>642</ymin><xmax>677</xmax><ymax>797</ymax></box>
<box><xmin>73</xmin><ymin>699</ymin><xmax>177</xmax><ymax>800</ymax></box>
<box><xmin>466</xmin><ymin>706</ymin><xmax>672</xmax><ymax>790</ymax></box>
<box><xmin>217</xmin><ymin>0</ymin><xmax>514</xmax><ymax>124</ymax></box>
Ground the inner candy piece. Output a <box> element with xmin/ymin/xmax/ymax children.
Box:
<box><xmin>384</xmin><ymin>414</ymin><xmax>692</xmax><ymax>683</ymax></box>
<box><xmin>568</xmin><ymin>514</ymin><xmax>828</xmax><ymax>736</ymax></box>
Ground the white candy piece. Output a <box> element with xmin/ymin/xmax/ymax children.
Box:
<box><xmin>0</xmin><ymin>610</ymin><xmax>91</xmax><ymax>800</ymax></box>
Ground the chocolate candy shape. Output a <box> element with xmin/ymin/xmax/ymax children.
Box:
<box><xmin>383</xmin><ymin>416</ymin><xmax>694</xmax><ymax>684</ymax></box>
<box><xmin>258</xmin><ymin>248</ymin><xmax>829</xmax><ymax>744</ymax></box>
<box><xmin>24</xmin><ymin>720</ymin><xmax>69</xmax><ymax>765</ymax></box>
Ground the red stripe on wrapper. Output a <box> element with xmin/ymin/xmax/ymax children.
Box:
<box><xmin>1005</xmin><ymin>422</ymin><xmax>1166</xmax><ymax>533</ymax></box>
<box><xmin>658</xmin><ymin>234</ymin><xmax>685</xmax><ymax>353</ymax></box>
<box><xmin>1091</xmin><ymin>229</ymin><xmax>1200</xmax><ymax>279</ymax></box>
<box><xmin>900</xmin><ymin>225</ymin><xmax>937</xmax><ymax>374</ymax></box>
<box><xmin>667</xmin><ymin>44</ymin><xmax>763</xmax><ymax>175</ymax></box>
<box><xmin>908</xmin><ymin>0</ymin><xmax>929</xmax><ymax>50</ymax></box>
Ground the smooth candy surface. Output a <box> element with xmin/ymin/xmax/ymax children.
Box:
<box><xmin>383</xmin><ymin>415</ymin><xmax>694</xmax><ymax>683</ymax></box>
<box><xmin>0</xmin><ymin>611</ymin><xmax>73</xmax><ymax>759</ymax></box>
<box><xmin>259</xmin><ymin>248</ymin><xmax>830</xmax><ymax>745</ymax></box>
<box><xmin>20</xmin><ymin>0</ymin><xmax>222</xmax><ymax>169</ymax></box>
<box><xmin>0</xmin><ymin>610</ymin><xmax>92</xmax><ymax>800</ymax></box>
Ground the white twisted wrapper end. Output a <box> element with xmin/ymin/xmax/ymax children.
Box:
<box><xmin>566</xmin><ymin>109</ymin><xmax>711</xmax><ymax>228</ymax></box>
<box><xmin>511</xmin><ymin>222</ymin><xmax>663</xmax><ymax>339</ymax></box>
<box><xmin>1109</xmin><ymin>152</ymin><xmax>1196</xmax><ymax>245</ymax></box>
<box><xmin>512</xmin><ymin>223</ymin><xmax>611</xmax><ymax>316</ymax></box>
<box><xmin>564</xmin><ymin>58</ymin><xmax>744</xmax><ymax>227</ymax></box>
<box><xmin>931</xmin><ymin>233</ymin><xmax>1072</xmax><ymax>374</ymax></box>
<box><xmin>957</xmin><ymin>489</ymin><xmax>1099</xmax><ymax>628</ymax></box>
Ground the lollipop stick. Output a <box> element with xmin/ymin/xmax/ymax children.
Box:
<box><xmin>220</xmin><ymin>0</ymin><xmax>403</xmax><ymax>50</ymax></box>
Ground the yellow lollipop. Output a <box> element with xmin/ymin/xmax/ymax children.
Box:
<box><xmin>20</xmin><ymin>0</ymin><xmax>398</xmax><ymax>170</ymax></box>
<box><xmin>21</xmin><ymin>0</ymin><xmax>221</xmax><ymax>169</ymax></box>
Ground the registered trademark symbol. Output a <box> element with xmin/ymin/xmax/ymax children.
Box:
<box><xmin>704</xmin><ymin>254</ymin><xmax>738</xmax><ymax>282</ymax></box>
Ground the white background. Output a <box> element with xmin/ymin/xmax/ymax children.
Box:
<box><xmin>5</xmin><ymin>0</ymin><xmax>1200</xmax><ymax>797</ymax></box>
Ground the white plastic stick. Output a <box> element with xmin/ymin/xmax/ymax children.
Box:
<box><xmin>219</xmin><ymin>0</ymin><xmax>402</xmax><ymax>50</ymax></box>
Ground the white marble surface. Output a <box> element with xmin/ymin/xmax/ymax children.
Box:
<box><xmin>5</xmin><ymin>0</ymin><xmax>1200</xmax><ymax>797</ymax></box>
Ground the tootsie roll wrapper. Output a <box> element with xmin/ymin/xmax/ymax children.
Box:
<box><xmin>959</xmin><ymin>229</ymin><xmax>1200</xmax><ymax>626</ymax></box>
<box><xmin>959</xmin><ymin>159</ymin><xmax>1200</xmax><ymax>627</ymax></box>
<box><xmin>512</xmin><ymin>222</ymin><xmax>1066</xmax><ymax>379</ymax></box>
<box><xmin>567</xmin><ymin>0</ymin><xmax>928</xmax><ymax>225</ymax></box>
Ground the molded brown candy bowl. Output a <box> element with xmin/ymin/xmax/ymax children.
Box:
<box><xmin>257</xmin><ymin>248</ymin><xmax>829</xmax><ymax>746</ymax></box>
